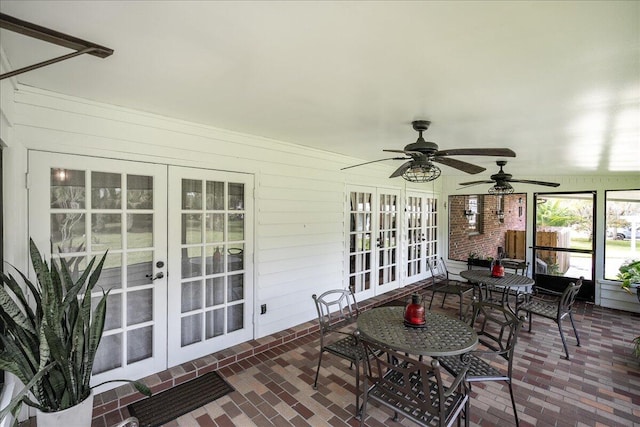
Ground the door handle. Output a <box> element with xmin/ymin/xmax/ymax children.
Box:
<box><xmin>146</xmin><ymin>272</ymin><xmax>164</xmax><ymax>281</ymax></box>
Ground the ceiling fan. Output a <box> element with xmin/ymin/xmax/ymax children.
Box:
<box><xmin>341</xmin><ymin>120</ymin><xmax>517</xmax><ymax>182</ymax></box>
<box><xmin>459</xmin><ymin>160</ymin><xmax>560</xmax><ymax>194</ymax></box>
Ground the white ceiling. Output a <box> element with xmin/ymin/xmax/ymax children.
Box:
<box><xmin>1</xmin><ymin>1</ymin><xmax>638</xmax><ymax>179</ymax></box>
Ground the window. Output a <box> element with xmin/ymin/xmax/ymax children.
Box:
<box><xmin>604</xmin><ymin>190</ymin><xmax>640</xmax><ymax>280</ymax></box>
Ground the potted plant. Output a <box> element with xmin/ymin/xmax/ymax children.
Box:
<box><xmin>0</xmin><ymin>239</ymin><xmax>151</xmax><ymax>426</ymax></box>
<box><xmin>618</xmin><ymin>259</ymin><xmax>640</xmax><ymax>358</ymax></box>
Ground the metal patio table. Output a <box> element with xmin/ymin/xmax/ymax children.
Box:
<box><xmin>357</xmin><ymin>306</ymin><xmax>478</xmax><ymax>357</ymax></box>
<box><xmin>460</xmin><ymin>269</ymin><xmax>535</xmax><ymax>313</ymax></box>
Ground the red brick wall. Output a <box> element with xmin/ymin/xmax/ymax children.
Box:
<box><xmin>449</xmin><ymin>194</ymin><xmax>526</xmax><ymax>261</ymax></box>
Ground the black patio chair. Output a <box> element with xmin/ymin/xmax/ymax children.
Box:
<box><xmin>517</xmin><ymin>277</ymin><xmax>583</xmax><ymax>359</ymax></box>
<box><xmin>438</xmin><ymin>299</ymin><xmax>524</xmax><ymax>426</ymax></box>
<box><xmin>312</xmin><ymin>289</ymin><xmax>366</xmax><ymax>413</ymax></box>
<box><xmin>428</xmin><ymin>257</ymin><xmax>474</xmax><ymax>319</ymax></box>
<box><xmin>359</xmin><ymin>337</ymin><xmax>469</xmax><ymax>427</ymax></box>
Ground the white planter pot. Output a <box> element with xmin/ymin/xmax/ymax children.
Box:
<box><xmin>36</xmin><ymin>391</ymin><xmax>94</xmax><ymax>427</ymax></box>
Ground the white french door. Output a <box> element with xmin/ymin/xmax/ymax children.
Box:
<box><xmin>167</xmin><ymin>167</ymin><xmax>253</xmax><ymax>366</ymax></box>
<box><xmin>28</xmin><ymin>152</ymin><xmax>255</xmax><ymax>387</ymax></box>
<box><xmin>29</xmin><ymin>152</ymin><xmax>168</xmax><ymax>388</ymax></box>
<box><xmin>347</xmin><ymin>186</ymin><xmax>400</xmax><ymax>300</ymax></box>
<box><xmin>406</xmin><ymin>192</ymin><xmax>438</xmax><ymax>283</ymax></box>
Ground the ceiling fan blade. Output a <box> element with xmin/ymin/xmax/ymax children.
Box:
<box><xmin>389</xmin><ymin>161</ymin><xmax>413</xmax><ymax>178</ymax></box>
<box><xmin>341</xmin><ymin>157</ymin><xmax>408</xmax><ymax>170</ymax></box>
<box><xmin>432</xmin><ymin>157</ymin><xmax>486</xmax><ymax>174</ymax></box>
<box><xmin>509</xmin><ymin>179</ymin><xmax>560</xmax><ymax>187</ymax></box>
<box><xmin>434</xmin><ymin>148</ymin><xmax>516</xmax><ymax>157</ymax></box>
<box><xmin>458</xmin><ymin>180</ymin><xmax>495</xmax><ymax>186</ymax></box>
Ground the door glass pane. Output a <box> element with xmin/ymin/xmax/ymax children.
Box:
<box><xmin>127</xmin><ymin>214</ymin><xmax>153</xmax><ymax>248</ymax></box>
<box><xmin>51</xmin><ymin>169</ymin><xmax>85</xmax><ymax>209</ymax></box>
<box><xmin>182</xmin><ymin>179</ymin><xmax>202</xmax><ymax>209</ymax></box>
<box><xmin>127</xmin><ymin>326</ymin><xmax>153</xmax><ymax>364</ymax></box>
<box><xmin>206</xmin><ymin>213</ymin><xmax>225</xmax><ymax>242</ymax></box>
<box><xmin>228</xmin><ymin>274</ymin><xmax>243</xmax><ymax>302</ymax></box>
<box><xmin>92</xmin><ymin>293</ymin><xmax>121</xmax><ymax>331</ymax></box>
<box><xmin>228</xmin><ymin>304</ymin><xmax>244</xmax><ymax>332</ymax></box>
<box><xmin>206</xmin><ymin>277</ymin><xmax>225</xmax><ymax>306</ymax></box>
<box><xmin>92</xmin><ymin>213</ymin><xmax>122</xmax><ymax>250</ymax></box>
<box><xmin>92</xmin><ymin>172</ymin><xmax>121</xmax><ymax>209</ymax></box>
<box><xmin>182</xmin><ymin>214</ymin><xmax>202</xmax><ymax>244</ymax></box>
<box><xmin>206</xmin><ymin>309</ymin><xmax>224</xmax><ymax>338</ymax></box>
<box><xmin>181</xmin><ymin>314</ymin><xmax>202</xmax><ymax>346</ymax></box>
<box><xmin>128</xmin><ymin>251</ymin><xmax>153</xmax><ymax>287</ymax></box>
<box><xmin>93</xmin><ymin>334</ymin><xmax>122</xmax><ymax>374</ymax></box>
<box><xmin>127</xmin><ymin>289</ymin><xmax>153</xmax><ymax>325</ymax></box>
<box><xmin>229</xmin><ymin>213</ymin><xmax>244</xmax><ymax>241</ymax></box>
<box><xmin>181</xmin><ymin>280</ymin><xmax>203</xmax><ymax>312</ymax></box>
<box><xmin>229</xmin><ymin>183</ymin><xmax>244</xmax><ymax>210</ymax></box>
<box><xmin>206</xmin><ymin>181</ymin><xmax>224</xmax><ymax>210</ymax></box>
<box><xmin>51</xmin><ymin>213</ymin><xmax>86</xmax><ymax>254</ymax></box>
<box><xmin>97</xmin><ymin>253</ymin><xmax>123</xmax><ymax>290</ymax></box>
<box><xmin>127</xmin><ymin>175</ymin><xmax>153</xmax><ymax>209</ymax></box>
<box><xmin>228</xmin><ymin>244</ymin><xmax>244</xmax><ymax>272</ymax></box>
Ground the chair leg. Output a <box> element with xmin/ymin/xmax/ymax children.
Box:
<box><xmin>429</xmin><ymin>291</ymin><xmax>435</xmax><ymax>310</ymax></box>
<box><xmin>440</xmin><ymin>293</ymin><xmax>447</xmax><ymax>308</ymax></box>
<box><xmin>557</xmin><ymin>320</ymin><xmax>571</xmax><ymax>359</ymax></box>
<box><xmin>569</xmin><ymin>312</ymin><xmax>581</xmax><ymax>347</ymax></box>
<box><xmin>354</xmin><ymin>358</ymin><xmax>360</xmax><ymax>417</ymax></box>
<box><xmin>527</xmin><ymin>313</ymin><xmax>533</xmax><ymax>332</ymax></box>
<box><xmin>313</xmin><ymin>351</ymin><xmax>324</xmax><ymax>389</ymax></box>
<box><xmin>507</xmin><ymin>381</ymin><xmax>519</xmax><ymax>427</ymax></box>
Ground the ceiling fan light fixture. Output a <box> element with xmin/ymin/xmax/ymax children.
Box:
<box><xmin>488</xmin><ymin>182</ymin><xmax>514</xmax><ymax>195</ymax></box>
<box><xmin>402</xmin><ymin>164</ymin><xmax>441</xmax><ymax>183</ymax></box>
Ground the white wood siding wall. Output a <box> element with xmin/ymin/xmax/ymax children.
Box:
<box><xmin>3</xmin><ymin>85</ymin><xmax>435</xmax><ymax>339</ymax></box>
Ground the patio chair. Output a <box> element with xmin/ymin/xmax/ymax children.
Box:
<box><xmin>501</xmin><ymin>260</ymin><xmax>531</xmax><ymax>308</ymax></box>
<box><xmin>517</xmin><ymin>277</ymin><xmax>583</xmax><ymax>359</ymax></box>
<box><xmin>312</xmin><ymin>289</ymin><xmax>366</xmax><ymax>413</ymax></box>
<box><xmin>359</xmin><ymin>337</ymin><xmax>469</xmax><ymax>427</ymax></box>
<box><xmin>428</xmin><ymin>257</ymin><xmax>474</xmax><ymax>319</ymax></box>
<box><xmin>438</xmin><ymin>299</ymin><xmax>524</xmax><ymax>426</ymax></box>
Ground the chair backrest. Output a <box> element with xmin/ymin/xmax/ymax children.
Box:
<box><xmin>312</xmin><ymin>289</ymin><xmax>359</xmax><ymax>335</ymax></box>
<box><xmin>361</xmin><ymin>338</ymin><xmax>450</xmax><ymax>425</ymax></box>
<box><xmin>558</xmin><ymin>277</ymin><xmax>583</xmax><ymax>316</ymax></box>
<box><xmin>468</xmin><ymin>300</ymin><xmax>522</xmax><ymax>375</ymax></box>
<box><xmin>501</xmin><ymin>260</ymin><xmax>529</xmax><ymax>276</ymax></box>
<box><xmin>429</xmin><ymin>257</ymin><xmax>449</xmax><ymax>282</ymax></box>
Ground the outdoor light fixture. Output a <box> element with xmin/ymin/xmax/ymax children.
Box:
<box><xmin>402</xmin><ymin>162</ymin><xmax>441</xmax><ymax>183</ymax></box>
<box><xmin>495</xmin><ymin>195</ymin><xmax>505</xmax><ymax>223</ymax></box>
<box><xmin>518</xmin><ymin>197</ymin><xmax>523</xmax><ymax>217</ymax></box>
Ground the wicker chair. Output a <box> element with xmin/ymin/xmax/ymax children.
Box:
<box><xmin>312</xmin><ymin>289</ymin><xmax>366</xmax><ymax>413</ymax></box>
<box><xmin>517</xmin><ymin>277</ymin><xmax>583</xmax><ymax>359</ymax></box>
<box><xmin>359</xmin><ymin>338</ymin><xmax>469</xmax><ymax>427</ymax></box>
<box><xmin>438</xmin><ymin>300</ymin><xmax>524</xmax><ymax>426</ymax></box>
<box><xmin>428</xmin><ymin>257</ymin><xmax>474</xmax><ymax>319</ymax></box>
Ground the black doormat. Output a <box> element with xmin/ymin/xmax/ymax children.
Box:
<box><xmin>128</xmin><ymin>371</ymin><xmax>234</xmax><ymax>427</ymax></box>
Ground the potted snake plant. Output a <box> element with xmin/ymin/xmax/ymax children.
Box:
<box><xmin>0</xmin><ymin>239</ymin><xmax>151</xmax><ymax>427</ymax></box>
<box><xmin>618</xmin><ymin>259</ymin><xmax>640</xmax><ymax>358</ymax></box>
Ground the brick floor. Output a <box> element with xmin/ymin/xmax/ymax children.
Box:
<box><xmin>21</xmin><ymin>282</ymin><xmax>640</xmax><ymax>426</ymax></box>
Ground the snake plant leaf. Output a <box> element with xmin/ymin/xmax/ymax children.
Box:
<box><xmin>83</xmin><ymin>290</ymin><xmax>108</xmax><ymax>388</ymax></box>
<box><xmin>0</xmin><ymin>284</ymin><xmax>36</xmax><ymax>336</ymax></box>
<box><xmin>0</xmin><ymin>362</ymin><xmax>55</xmax><ymax>424</ymax></box>
<box><xmin>0</xmin><ymin>271</ymin><xmax>33</xmax><ymax>322</ymax></box>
